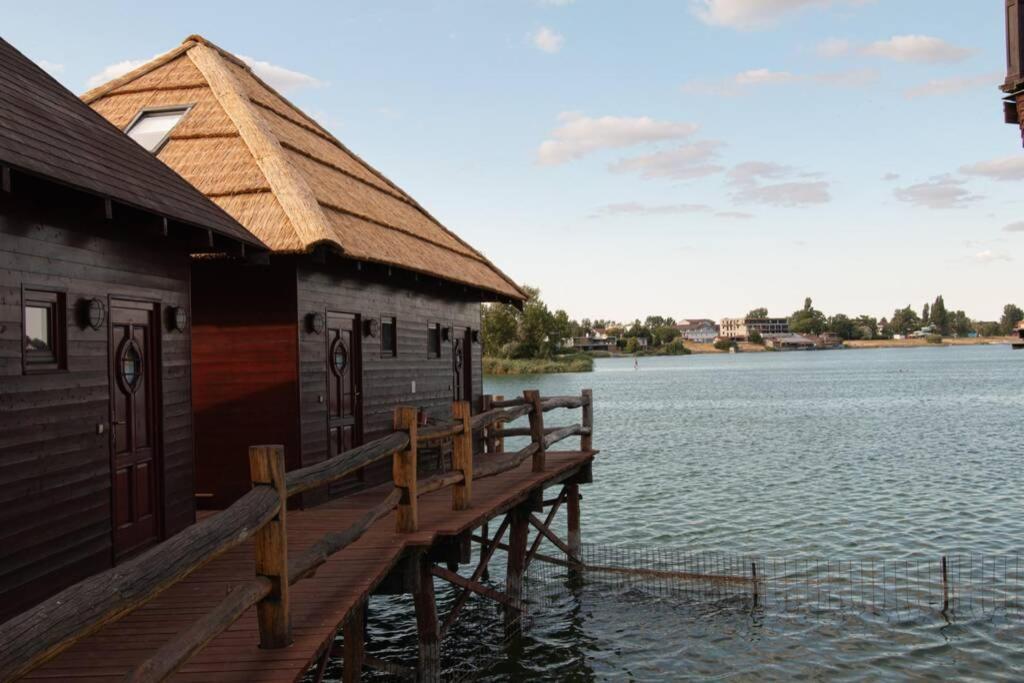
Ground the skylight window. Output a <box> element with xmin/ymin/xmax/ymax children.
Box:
<box><xmin>125</xmin><ymin>107</ymin><xmax>188</xmax><ymax>152</ymax></box>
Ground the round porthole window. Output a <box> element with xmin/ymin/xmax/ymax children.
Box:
<box><xmin>331</xmin><ymin>338</ymin><xmax>348</xmax><ymax>376</ymax></box>
<box><xmin>119</xmin><ymin>339</ymin><xmax>143</xmax><ymax>393</ymax></box>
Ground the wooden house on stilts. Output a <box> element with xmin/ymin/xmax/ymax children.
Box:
<box><xmin>84</xmin><ymin>36</ymin><xmax>528</xmax><ymax>509</ymax></box>
<box><xmin>0</xmin><ymin>37</ymin><xmax>264</xmax><ymax>622</ymax></box>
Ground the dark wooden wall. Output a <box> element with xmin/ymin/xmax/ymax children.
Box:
<box><xmin>190</xmin><ymin>260</ymin><xmax>299</xmax><ymax>509</ymax></box>
<box><xmin>0</xmin><ymin>183</ymin><xmax>193</xmax><ymax>622</ymax></box>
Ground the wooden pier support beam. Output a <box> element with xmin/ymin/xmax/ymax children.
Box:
<box><xmin>413</xmin><ymin>554</ymin><xmax>440</xmax><ymax>683</ymax></box>
<box><xmin>342</xmin><ymin>600</ymin><xmax>366</xmax><ymax>683</ymax></box>
<box><xmin>567</xmin><ymin>482</ymin><xmax>582</xmax><ymax>566</ymax></box>
<box><xmin>248</xmin><ymin>445</ymin><xmax>291</xmax><ymax>649</ymax></box>
<box><xmin>581</xmin><ymin>388</ymin><xmax>593</xmax><ymax>451</ymax></box>
<box><xmin>505</xmin><ymin>506</ymin><xmax>529</xmax><ymax>624</ymax></box>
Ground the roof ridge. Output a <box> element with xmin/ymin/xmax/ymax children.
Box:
<box><xmin>186</xmin><ymin>42</ymin><xmax>333</xmax><ymax>252</ymax></box>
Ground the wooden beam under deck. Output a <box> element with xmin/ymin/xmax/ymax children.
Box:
<box><xmin>24</xmin><ymin>451</ymin><xmax>595</xmax><ymax>683</ymax></box>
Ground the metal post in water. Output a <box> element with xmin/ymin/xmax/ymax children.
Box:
<box><xmin>751</xmin><ymin>560</ymin><xmax>759</xmax><ymax>608</ymax></box>
<box><xmin>941</xmin><ymin>555</ymin><xmax>949</xmax><ymax>613</ymax></box>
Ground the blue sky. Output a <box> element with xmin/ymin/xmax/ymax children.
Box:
<box><xmin>4</xmin><ymin>1</ymin><xmax>1021</xmax><ymax>322</ymax></box>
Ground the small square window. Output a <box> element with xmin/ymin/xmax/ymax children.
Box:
<box><xmin>126</xmin><ymin>107</ymin><xmax>189</xmax><ymax>153</ymax></box>
<box><xmin>381</xmin><ymin>316</ymin><xmax>397</xmax><ymax>357</ymax></box>
<box><xmin>23</xmin><ymin>289</ymin><xmax>66</xmax><ymax>372</ymax></box>
<box><xmin>427</xmin><ymin>323</ymin><xmax>441</xmax><ymax>358</ymax></box>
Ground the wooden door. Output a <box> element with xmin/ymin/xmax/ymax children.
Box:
<box><xmin>452</xmin><ymin>327</ymin><xmax>472</xmax><ymax>402</ymax></box>
<box><xmin>327</xmin><ymin>312</ymin><xmax>362</xmax><ymax>487</ymax></box>
<box><xmin>109</xmin><ymin>300</ymin><xmax>161</xmax><ymax>560</ymax></box>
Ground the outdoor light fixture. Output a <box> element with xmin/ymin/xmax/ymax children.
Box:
<box><xmin>471</xmin><ymin>329</ymin><xmax>480</xmax><ymax>344</ymax></box>
<box><xmin>442</xmin><ymin>326</ymin><xmax>454</xmax><ymax>342</ymax></box>
<box><xmin>364</xmin><ymin>317</ymin><xmax>380</xmax><ymax>338</ymax></box>
<box><xmin>167</xmin><ymin>306</ymin><xmax>188</xmax><ymax>333</ymax></box>
<box><xmin>79</xmin><ymin>297</ymin><xmax>105</xmax><ymax>330</ymax></box>
<box><xmin>306</xmin><ymin>311</ymin><xmax>325</xmax><ymax>335</ymax></box>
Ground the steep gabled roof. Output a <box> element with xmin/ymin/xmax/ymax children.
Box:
<box><xmin>0</xmin><ymin>37</ymin><xmax>262</xmax><ymax>248</ymax></box>
<box><xmin>83</xmin><ymin>35</ymin><xmax>527</xmax><ymax>301</ymax></box>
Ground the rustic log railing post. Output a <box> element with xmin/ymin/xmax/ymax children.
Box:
<box><xmin>494</xmin><ymin>394</ymin><xmax>505</xmax><ymax>453</ymax></box>
<box><xmin>523</xmin><ymin>390</ymin><xmax>545</xmax><ymax>472</ymax></box>
<box><xmin>452</xmin><ymin>401</ymin><xmax>473</xmax><ymax>510</ymax></box>
<box><xmin>481</xmin><ymin>394</ymin><xmax>497</xmax><ymax>454</ymax></box>
<box><xmin>393</xmin><ymin>407</ymin><xmax>418</xmax><ymax>533</ymax></box>
<box><xmin>581</xmin><ymin>388</ymin><xmax>593</xmax><ymax>452</ymax></box>
<box><xmin>249</xmin><ymin>445</ymin><xmax>291</xmax><ymax>649</ymax></box>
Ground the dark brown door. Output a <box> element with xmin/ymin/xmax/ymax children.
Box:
<box><xmin>327</xmin><ymin>312</ymin><xmax>362</xmax><ymax>492</ymax></box>
<box><xmin>452</xmin><ymin>327</ymin><xmax>472</xmax><ymax>402</ymax></box>
<box><xmin>109</xmin><ymin>300</ymin><xmax>161</xmax><ymax>560</ymax></box>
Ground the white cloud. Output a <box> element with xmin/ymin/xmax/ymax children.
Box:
<box><xmin>593</xmin><ymin>202</ymin><xmax>713</xmax><ymax>217</ymax></box>
<box><xmin>608</xmin><ymin>141</ymin><xmax>725</xmax><ymax>180</ymax></box>
<box><xmin>736</xmin><ymin>181</ymin><xmax>831</xmax><ymax>207</ymax></box>
<box><xmin>37</xmin><ymin>59</ymin><xmax>64</xmax><ymax>76</ymax></box>
<box><xmin>882</xmin><ymin>172</ymin><xmax>900</xmax><ymax>181</ymax></box>
<box><xmin>531</xmin><ymin>26</ymin><xmax>565</xmax><ymax>53</ymax></box>
<box><xmin>903</xmin><ymin>73</ymin><xmax>999</xmax><ymax>99</ymax></box>
<box><xmin>727</xmin><ymin>161</ymin><xmax>831</xmax><ymax>207</ymax></box>
<box><xmin>816</xmin><ymin>38</ymin><xmax>852</xmax><ymax>58</ymax></box>
<box><xmin>1004</xmin><ymin>221</ymin><xmax>1024</xmax><ymax>233</ymax></box>
<box><xmin>238</xmin><ymin>55</ymin><xmax>324</xmax><ymax>92</ymax></box>
<box><xmin>893</xmin><ymin>176</ymin><xmax>981</xmax><ymax>209</ymax></box>
<box><xmin>87</xmin><ymin>53</ymin><xmax>323</xmax><ymax>93</ymax></box>
<box><xmin>690</xmin><ymin>0</ymin><xmax>873</xmax><ymax>30</ymax></box>
<box><xmin>682</xmin><ymin>67</ymin><xmax>877</xmax><ymax>96</ymax></box>
<box><xmin>959</xmin><ymin>156</ymin><xmax>1024</xmax><ymax>182</ymax></box>
<box><xmin>537</xmin><ymin>112</ymin><xmax>699</xmax><ymax>165</ymax></box>
<box><xmin>716</xmin><ymin>211</ymin><xmax>755</xmax><ymax>219</ymax></box>
<box><xmin>862</xmin><ymin>35</ymin><xmax>972</xmax><ymax>64</ymax></box>
<box><xmin>974</xmin><ymin>249</ymin><xmax>1012</xmax><ymax>264</ymax></box>
<box><xmin>86</xmin><ymin>58</ymin><xmax>150</xmax><ymax>87</ymax></box>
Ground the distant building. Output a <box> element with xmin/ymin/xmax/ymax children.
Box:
<box><xmin>675</xmin><ymin>319</ymin><xmax>718</xmax><ymax>343</ymax></box>
<box><xmin>719</xmin><ymin>317</ymin><xmax>790</xmax><ymax>341</ymax></box>
<box><xmin>567</xmin><ymin>334</ymin><xmax>617</xmax><ymax>351</ymax></box>
<box><xmin>765</xmin><ymin>334</ymin><xmax>816</xmax><ymax>351</ymax></box>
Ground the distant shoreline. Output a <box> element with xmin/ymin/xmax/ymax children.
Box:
<box><xmin>843</xmin><ymin>337</ymin><xmax>1015</xmax><ymax>349</ymax></box>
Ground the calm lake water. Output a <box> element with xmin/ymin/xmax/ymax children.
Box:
<box><xmin>335</xmin><ymin>346</ymin><xmax>1024</xmax><ymax>681</ymax></box>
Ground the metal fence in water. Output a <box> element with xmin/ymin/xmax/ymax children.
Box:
<box><xmin>525</xmin><ymin>545</ymin><xmax>1024</xmax><ymax>619</ymax></box>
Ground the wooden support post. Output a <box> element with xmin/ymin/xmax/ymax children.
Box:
<box><xmin>451</xmin><ymin>401</ymin><xmax>473</xmax><ymax>511</ymax></box>
<box><xmin>505</xmin><ymin>506</ymin><xmax>529</xmax><ymax>623</ymax></box>
<box><xmin>393</xmin><ymin>407</ymin><xmax>418</xmax><ymax>533</ymax></box>
<box><xmin>494</xmin><ymin>394</ymin><xmax>505</xmax><ymax>452</ymax></box>
<box><xmin>941</xmin><ymin>555</ymin><xmax>949</xmax><ymax>613</ymax></box>
<box><xmin>248</xmin><ymin>445</ymin><xmax>291</xmax><ymax>649</ymax></box>
<box><xmin>581</xmin><ymin>389</ymin><xmax>593</xmax><ymax>452</ymax></box>
<box><xmin>1</xmin><ymin>166</ymin><xmax>10</xmax><ymax>193</ymax></box>
<box><xmin>567</xmin><ymin>482</ymin><xmax>582</xmax><ymax>565</ymax></box>
<box><xmin>342</xmin><ymin>601</ymin><xmax>366</xmax><ymax>683</ymax></box>
<box><xmin>413</xmin><ymin>554</ymin><xmax>440</xmax><ymax>682</ymax></box>
<box><xmin>523</xmin><ymin>390</ymin><xmax>545</xmax><ymax>473</ymax></box>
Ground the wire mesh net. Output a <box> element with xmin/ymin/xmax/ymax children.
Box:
<box><xmin>525</xmin><ymin>545</ymin><xmax>1024</xmax><ymax>620</ymax></box>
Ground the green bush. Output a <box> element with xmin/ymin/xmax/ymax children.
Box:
<box><xmin>748</xmin><ymin>330</ymin><xmax>764</xmax><ymax>344</ymax></box>
<box><xmin>925</xmin><ymin>333</ymin><xmax>944</xmax><ymax>345</ymax></box>
<box><xmin>713</xmin><ymin>339</ymin><xmax>736</xmax><ymax>351</ymax></box>
<box><xmin>661</xmin><ymin>340</ymin><xmax>691</xmax><ymax>356</ymax></box>
<box><xmin>483</xmin><ymin>354</ymin><xmax>593</xmax><ymax>375</ymax></box>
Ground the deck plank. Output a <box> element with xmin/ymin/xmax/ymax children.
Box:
<box><xmin>25</xmin><ymin>451</ymin><xmax>593</xmax><ymax>683</ymax></box>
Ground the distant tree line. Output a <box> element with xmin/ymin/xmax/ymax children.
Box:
<box><xmin>747</xmin><ymin>296</ymin><xmax>1024</xmax><ymax>340</ymax></box>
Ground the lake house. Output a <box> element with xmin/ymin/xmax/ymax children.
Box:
<box><xmin>0</xmin><ymin>38</ymin><xmax>263</xmax><ymax>621</ymax></box>
<box><xmin>85</xmin><ymin>36</ymin><xmax>528</xmax><ymax>508</ymax></box>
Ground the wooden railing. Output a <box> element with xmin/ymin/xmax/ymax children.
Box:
<box><xmin>0</xmin><ymin>388</ymin><xmax>593</xmax><ymax>682</ymax></box>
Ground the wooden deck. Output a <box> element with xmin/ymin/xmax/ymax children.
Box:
<box><xmin>26</xmin><ymin>451</ymin><xmax>594</xmax><ymax>683</ymax></box>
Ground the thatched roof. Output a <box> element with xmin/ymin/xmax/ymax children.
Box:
<box><xmin>0</xmin><ymin>37</ymin><xmax>262</xmax><ymax>248</ymax></box>
<box><xmin>83</xmin><ymin>35</ymin><xmax>526</xmax><ymax>301</ymax></box>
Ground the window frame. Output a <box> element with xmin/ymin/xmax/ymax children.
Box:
<box><xmin>380</xmin><ymin>315</ymin><xmax>397</xmax><ymax>357</ymax></box>
<box><xmin>427</xmin><ymin>323</ymin><xmax>442</xmax><ymax>359</ymax></box>
<box><xmin>22</xmin><ymin>287</ymin><xmax>67</xmax><ymax>374</ymax></box>
<box><xmin>124</xmin><ymin>104</ymin><xmax>193</xmax><ymax>154</ymax></box>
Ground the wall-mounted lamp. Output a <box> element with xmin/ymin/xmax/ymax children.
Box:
<box><xmin>471</xmin><ymin>329</ymin><xmax>481</xmax><ymax>344</ymax></box>
<box><xmin>442</xmin><ymin>326</ymin><xmax>455</xmax><ymax>342</ymax></box>
<box><xmin>167</xmin><ymin>306</ymin><xmax>188</xmax><ymax>333</ymax></box>
<box><xmin>363</xmin><ymin>317</ymin><xmax>380</xmax><ymax>338</ymax></box>
<box><xmin>78</xmin><ymin>297</ymin><xmax>106</xmax><ymax>330</ymax></box>
<box><xmin>306</xmin><ymin>311</ymin><xmax>325</xmax><ymax>335</ymax></box>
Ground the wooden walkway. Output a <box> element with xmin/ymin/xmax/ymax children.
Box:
<box><xmin>26</xmin><ymin>451</ymin><xmax>594</xmax><ymax>682</ymax></box>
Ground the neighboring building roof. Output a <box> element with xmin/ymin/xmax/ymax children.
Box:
<box><xmin>0</xmin><ymin>37</ymin><xmax>261</xmax><ymax>248</ymax></box>
<box><xmin>83</xmin><ymin>35</ymin><xmax>526</xmax><ymax>301</ymax></box>
<box><xmin>676</xmin><ymin>319</ymin><xmax>716</xmax><ymax>330</ymax></box>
